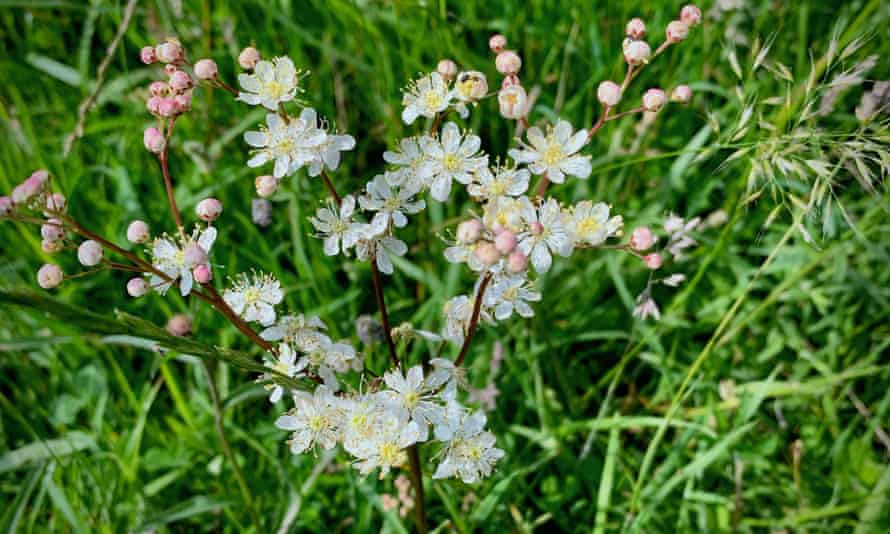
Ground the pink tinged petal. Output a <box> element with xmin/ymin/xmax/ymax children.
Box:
<box><xmin>560</xmin><ymin>156</ymin><xmax>592</xmax><ymax>179</ymax></box>
<box><xmin>392</xmin><ymin>211</ymin><xmax>408</xmax><ymax>228</ymax></box>
<box><xmin>526</xmin><ymin>127</ymin><xmax>547</xmax><ymax>150</ymax></box>
<box><xmin>179</xmin><ymin>271</ymin><xmax>193</xmax><ymax>296</ymax></box>
<box><xmin>430</xmin><ymin>175</ymin><xmax>452</xmax><ymax>202</ymax></box>
<box><xmin>244</xmin><ymin>131</ymin><xmax>268</xmax><ymax>147</ymax></box>
<box><xmin>323</xmin><ymin>235</ymin><xmax>340</xmax><ymax>256</ymax></box>
<box><xmin>376</xmin><ymin>250</ymin><xmax>393</xmax><ymax>275</ymax></box>
<box><xmin>531</xmin><ymin>243</ymin><xmax>552</xmax><ymax>272</ymax></box>
<box><xmin>247</xmin><ymin>153</ymin><xmax>270</xmax><ymax>168</ymax></box>
<box><xmin>238</xmin><ymin>93</ymin><xmax>262</xmax><ymax>105</ymax></box>
<box><xmin>564</xmin><ymin>129</ymin><xmax>589</xmax><ymax>154</ymax></box>
<box><xmin>402</xmin><ymin>105</ymin><xmax>419</xmax><ymax>125</ymax></box>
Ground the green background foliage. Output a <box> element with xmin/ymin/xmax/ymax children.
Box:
<box><xmin>1</xmin><ymin>0</ymin><xmax>888</xmax><ymax>531</ymax></box>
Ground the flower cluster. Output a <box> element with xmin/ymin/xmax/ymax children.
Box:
<box><xmin>274</xmin><ymin>362</ymin><xmax>503</xmax><ymax>483</ymax></box>
<box><xmin>2</xmin><ymin>6</ymin><xmax>710</xmax><ymax>518</ymax></box>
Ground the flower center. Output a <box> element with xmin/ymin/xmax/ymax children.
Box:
<box><xmin>384</xmin><ymin>197</ymin><xmax>401</xmax><ymax>211</ymax></box>
<box><xmin>378</xmin><ymin>441</ymin><xmax>404</xmax><ymax>466</ymax></box>
<box><xmin>542</xmin><ymin>143</ymin><xmax>564</xmax><ymax>166</ymax></box>
<box><xmin>264</xmin><ymin>80</ymin><xmax>286</xmax><ymax>99</ymax></box>
<box><xmin>404</xmin><ymin>390</ymin><xmax>420</xmax><ymax>409</ymax></box>
<box><xmin>443</xmin><ymin>153</ymin><xmax>461</xmax><ymax>171</ymax></box>
<box><xmin>423</xmin><ymin>90</ymin><xmax>443</xmax><ymax>110</ymax></box>
<box><xmin>308</xmin><ymin>415</ymin><xmax>326</xmax><ymax>432</ymax></box>
<box><xmin>577</xmin><ymin>217</ymin><xmax>601</xmax><ymax>238</ymax></box>
<box><xmin>490</xmin><ymin>180</ymin><xmax>506</xmax><ymax>195</ymax></box>
<box><xmin>503</xmin><ymin>287</ymin><xmax>518</xmax><ymax>300</ymax></box>
<box><xmin>244</xmin><ymin>287</ymin><xmax>262</xmax><ymax>305</ymax></box>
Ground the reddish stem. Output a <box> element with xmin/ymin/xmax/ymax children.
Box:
<box><xmin>320</xmin><ymin>170</ymin><xmax>342</xmax><ymax>205</ymax></box>
<box><xmin>370</xmin><ymin>258</ymin><xmax>400</xmax><ymax>368</ymax></box>
<box><xmin>454</xmin><ymin>272</ymin><xmax>493</xmax><ymax>368</ymax></box>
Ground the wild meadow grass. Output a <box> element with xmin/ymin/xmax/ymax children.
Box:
<box><xmin>1</xmin><ymin>0</ymin><xmax>888</xmax><ymax>532</ymax></box>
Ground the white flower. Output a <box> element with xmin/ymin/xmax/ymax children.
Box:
<box><xmin>442</xmin><ymin>294</ymin><xmax>482</xmax><ymax>344</ymax></box>
<box><xmin>245</xmin><ymin>112</ymin><xmax>326</xmax><ymax>178</ymax></box>
<box><xmin>632</xmin><ymin>294</ymin><xmax>661</xmax><ymax>320</ymax></box>
<box><xmin>664</xmin><ymin>214</ymin><xmax>700</xmax><ymax>257</ymax></box>
<box><xmin>508</xmin><ymin>120</ymin><xmax>591</xmax><ymax>183</ymax></box>
<box><xmin>299</xmin><ymin>108</ymin><xmax>356</xmax><ymax>177</ymax></box>
<box><xmin>310</xmin><ymin>195</ymin><xmax>364</xmax><ymax>256</ymax></box>
<box><xmin>355</xmin><ymin>221</ymin><xmax>409</xmax><ymax>275</ymax></box>
<box><xmin>382</xmin><ymin>365</ymin><xmax>444</xmax><ymax>442</ymax></box>
<box><xmin>433</xmin><ymin>406</ymin><xmax>504</xmax><ymax>484</ymax></box>
<box><xmin>358</xmin><ymin>174</ymin><xmax>425</xmax><ymax>229</ymax></box>
<box><xmin>568</xmin><ymin>201</ymin><xmax>623</xmax><ymax>247</ymax></box>
<box><xmin>484</xmin><ymin>275</ymin><xmax>541</xmax><ymax>320</ymax></box>
<box><xmin>401</xmin><ymin>72</ymin><xmax>451</xmax><ymax>125</ymax></box>
<box><xmin>223</xmin><ymin>272</ymin><xmax>284</xmax><ymax>326</ymax></box>
<box><xmin>260</xmin><ymin>314</ymin><xmax>327</xmax><ymax>351</ymax></box>
<box><xmin>468</xmin><ymin>166</ymin><xmax>530</xmax><ymax>200</ymax></box>
<box><xmin>420</xmin><ymin>122</ymin><xmax>488</xmax><ymax>201</ymax></box>
<box><xmin>444</xmin><ymin>241</ymin><xmax>485</xmax><ymax>272</ymax></box>
<box><xmin>482</xmin><ymin>195</ymin><xmax>527</xmax><ymax>234</ymax></box>
<box><xmin>662</xmin><ymin>274</ymin><xmax>686</xmax><ymax>287</ymax></box>
<box><xmin>237</xmin><ymin>56</ymin><xmax>300</xmax><ymax>110</ymax></box>
<box><xmin>340</xmin><ymin>393</ymin><xmax>391</xmax><ymax>456</ymax></box>
<box><xmin>351</xmin><ymin>408</ymin><xmax>421</xmax><ymax>477</ymax></box>
<box><xmin>518</xmin><ymin>198</ymin><xmax>573</xmax><ymax>273</ymax></box>
<box><xmin>303</xmin><ymin>335</ymin><xmax>358</xmax><ymax>374</ymax></box>
<box><xmin>262</xmin><ymin>344</ymin><xmax>308</xmax><ymax>403</ymax></box>
<box><xmin>149</xmin><ymin>226</ymin><xmax>216</xmax><ymax>296</ymax></box>
<box><xmin>383</xmin><ymin>137</ymin><xmax>431</xmax><ymax>190</ymax></box>
<box><xmin>275</xmin><ymin>385</ymin><xmax>342</xmax><ymax>454</ymax></box>
<box><xmin>426</xmin><ymin>357</ymin><xmax>463</xmax><ymax>399</ymax></box>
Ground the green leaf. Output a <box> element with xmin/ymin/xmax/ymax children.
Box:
<box><xmin>0</xmin><ymin>431</ymin><xmax>96</xmax><ymax>474</ymax></box>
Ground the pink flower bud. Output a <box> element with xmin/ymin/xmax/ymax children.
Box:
<box><xmin>42</xmin><ymin>239</ymin><xmax>64</xmax><ymax>253</ymax></box>
<box><xmin>37</xmin><ymin>264</ymin><xmax>64</xmax><ymax>289</ymax></box>
<box><xmin>127</xmin><ymin>220</ymin><xmax>150</xmax><ymax>244</ymax></box>
<box><xmin>10</xmin><ymin>184</ymin><xmax>29</xmax><ymax>204</ymax></box>
<box><xmin>665</xmin><ymin>21</ymin><xmax>689</xmax><ymax>43</ymax></box>
<box><xmin>194</xmin><ymin>59</ymin><xmax>218</xmax><ymax>80</ymax></box>
<box><xmin>495</xmin><ymin>51</ymin><xmax>522</xmax><ymax>75</ymax></box>
<box><xmin>597</xmin><ymin>80</ymin><xmax>622</xmax><ymax>107</ymax></box>
<box><xmin>507</xmin><ymin>251</ymin><xmax>529</xmax><ymax>273</ymax></box>
<box><xmin>474</xmin><ymin>242</ymin><xmax>501</xmax><ymax>266</ymax></box>
<box><xmin>530</xmin><ymin>221</ymin><xmax>545</xmax><ymax>236</ymax></box>
<box><xmin>238</xmin><ymin>47</ymin><xmax>261</xmax><ymax>69</ymax></box>
<box><xmin>671</xmin><ymin>85</ymin><xmax>692</xmax><ymax>104</ymax></box>
<box><xmin>14</xmin><ymin>171</ymin><xmax>50</xmax><ymax>203</ymax></box>
<box><xmin>149</xmin><ymin>81</ymin><xmax>167</xmax><ymax>97</ymax></box>
<box><xmin>644</xmin><ymin>253</ymin><xmax>663</xmax><ymax>270</ymax></box>
<box><xmin>0</xmin><ymin>196</ymin><xmax>12</xmax><ymax>215</ymax></box>
<box><xmin>629</xmin><ymin>226</ymin><xmax>656</xmax><ymax>251</ymax></box>
<box><xmin>45</xmin><ymin>192</ymin><xmax>67</xmax><ymax>213</ymax></box>
<box><xmin>624</xmin><ymin>40</ymin><xmax>652</xmax><ymax>66</ymax></box>
<box><xmin>494</xmin><ymin>230</ymin><xmax>517</xmax><ymax>254</ymax></box>
<box><xmin>183</xmin><ymin>243</ymin><xmax>207</xmax><ymax>267</ymax></box>
<box><xmin>436</xmin><ymin>59</ymin><xmax>458</xmax><ymax>81</ymax></box>
<box><xmin>143</xmin><ymin>127</ymin><xmax>165</xmax><ymax>154</ymax></box>
<box><xmin>498</xmin><ymin>84</ymin><xmax>528</xmax><ymax>119</ymax></box>
<box><xmin>196</xmin><ymin>198</ymin><xmax>222</xmax><ymax>222</ymax></box>
<box><xmin>252</xmin><ymin>198</ymin><xmax>272</xmax><ymax>227</ymax></box>
<box><xmin>680</xmin><ymin>5</ymin><xmax>702</xmax><ymax>26</ymax></box>
<box><xmin>41</xmin><ymin>219</ymin><xmax>65</xmax><ymax>241</ymax></box>
<box><xmin>30</xmin><ymin>170</ymin><xmax>50</xmax><ymax>188</ymax></box>
<box><xmin>164</xmin><ymin>64</ymin><xmax>177</xmax><ymax>76</ymax></box>
<box><xmin>489</xmin><ymin>34</ymin><xmax>507</xmax><ymax>53</ymax></box>
<box><xmin>168</xmin><ymin>69</ymin><xmax>193</xmax><ymax>92</ymax></box>
<box><xmin>173</xmin><ymin>92</ymin><xmax>192</xmax><ymax>113</ymax></box>
<box><xmin>140</xmin><ymin>46</ymin><xmax>157</xmax><ymax>64</ymax></box>
<box><xmin>166</xmin><ymin>314</ymin><xmax>192</xmax><ymax>337</ymax></box>
<box><xmin>192</xmin><ymin>264</ymin><xmax>212</xmax><ymax>284</ymax></box>
<box><xmin>157</xmin><ymin>98</ymin><xmax>178</xmax><ymax>117</ymax></box>
<box><xmin>77</xmin><ymin>240</ymin><xmax>103</xmax><ymax>266</ymax></box>
<box><xmin>626</xmin><ymin>18</ymin><xmax>647</xmax><ymax>39</ymax></box>
<box><xmin>155</xmin><ymin>40</ymin><xmax>183</xmax><ymax>64</ymax></box>
<box><xmin>457</xmin><ymin>219</ymin><xmax>483</xmax><ymax>244</ymax></box>
<box><xmin>255</xmin><ymin>175</ymin><xmax>279</xmax><ymax>198</ymax></box>
<box><xmin>642</xmin><ymin>88</ymin><xmax>666</xmax><ymax>112</ymax></box>
<box><xmin>146</xmin><ymin>96</ymin><xmax>162</xmax><ymax>114</ymax></box>
<box><xmin>127</xmin><ymin>277</ymin><xmax>150</xmax><ymax>297</ymax></box>
<box><xmin>501</xmin><ymin>74</ymin><xmax>521</xmax><ymax>88</ymax></box>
